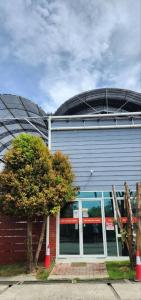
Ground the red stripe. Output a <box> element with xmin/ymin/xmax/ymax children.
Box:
<box><xmin>60</xmin><ymin>216</ymin><xmax>137</xmax><ymax>225</ymax></box>
<box><xmin>83</xmin><ymin>217</ymin><xmax>102</xmax><ymax>224</ymax></box>
<box><xmin>60</xmin><ymin>218</ymin><xmax>79</xmax><ymax>224</ymax></box>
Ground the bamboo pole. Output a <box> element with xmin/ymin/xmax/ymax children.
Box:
<box><xmin>124</xmin><ymin>182</ymin><xmax>134</xmax><ymax>265</ymax></box>
<box><xmin>136</xmin><ymin>182</ymin><xmax>141</xmax><ymax>255</ymax></box>
<box><xmin>112</xmin><ymin>185</ymin><xmax>123</xmax><ymax>232</ymax></box>
<box><xmin>112</xmin><ymin>185</ymin><xmax>129</xmax><ymax>253</ymax></box>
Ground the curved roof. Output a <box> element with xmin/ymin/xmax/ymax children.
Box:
<box><xmin>0</xmin><ymin>94</ymin><xmax>47</xmax><ymax>161</ymax></box>
<box><xmin>55</xmin><ymin>88</ymin><xmax>141</xmax><ymax>115</ymax></box>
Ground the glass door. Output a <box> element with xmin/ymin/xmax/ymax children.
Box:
<box><xmin>59</xmin><ymin>199</ymin><xmax>105</xmax><ymax>256</ymax></box>
<box><xmin>59</xmin><ymin>201</ymin><xmax>80</xmax><ymax>255</ymax></box>
<box><xmin>81</xmin><ymin>200</ymin><xmax>105</xmax><ymax>255</ymax></box>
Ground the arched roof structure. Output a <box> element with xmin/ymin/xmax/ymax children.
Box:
<box><xmin>0</xmin><ymin>94</ymin><xmax>47</xmax><ymax>163</ymax></box>
<box><xmin>1</xmin><ymin>88</ymin><xmax>141</xmax><ymax>164</ymax></box>
<box><xmin>55</xmin><ymin>88</ymin><xmax>141</xmax><ymax>115</ymax></box>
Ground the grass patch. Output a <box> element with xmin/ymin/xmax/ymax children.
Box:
<box><xmin>106</xmin><ymin>261</ymin><xmax>135</xmax><ymax>280</ymax></box>
<box><xmin>0</xmin><ymin>264</ymin><xmax>26</xmax><ymax>277</ymax></box>
<box><xmin>36</xmin><ymin>261</ymin><xmax>55</xmax><ymax>280</ymax></box>
<box><xmin>0</xmin><ymin>261</ymin><xmax>55</xmax><ymax>279</ymax></box>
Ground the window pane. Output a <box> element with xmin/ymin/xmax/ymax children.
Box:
<box><xmin>82</xmin><ymin>201</ymin><xmax>101</xmax><ymax>217</ymax></box>
<box><xmin>103</xmin><ymin>192</ymin><xmax>112</xmax><ymax>198</ymax></box>
<box><xmin>104</xmin><ymin>198</ymin><xmax>114</xmax><ymax>217</ymax></box>
<box><xmin>77</xmin><ymin>192</ymin><xmax>102</xmax><ymax>198</ymax></box>
<box><xmin>60</xmin><ymin>201</ymin><xmax>78</xmax><ymax>218</ymax></box>
<box><xmin>118</xmin><ymin>200</ymin><xmax>125</xmax><ymax>217</ymax></box>
<box><xmin>116</xmin><ymin>192</ymin><xmax>124</xmax><ymax>198</ymax></box>
<box><xmin>60</xmin><ymin>224</ymin><xmax>79</xmax><ymax>255</ymax></box>
<box><xmin>106</xmin><ymin>229</ymin><xmax>117</xmax><ymax>256</ymax></box>
<box><xmin>82</xmin><ymin>200</ymin><xmax>104</xmax><ymax>255</ymax></box>
<box><xmin>83</xmin><ymin>223</ymin><xmax>104</xmax><ymax>255</ymax></box>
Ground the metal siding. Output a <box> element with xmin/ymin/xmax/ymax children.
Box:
<box><xmin>51</xmin><ymin>127</ymin><xmax>141</xmax><ymax>191</ymax></box>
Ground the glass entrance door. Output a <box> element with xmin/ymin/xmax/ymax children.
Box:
<box><xmin>81</xmin><ymin>200</ymin><xmax>105</xmax><ymax>255</ymax></box>
<box><xmin>59</xmin><ymin>201</ymin><xmax>80</xmax><ymax>255</ymax></box>
<box><xmin>59</xmin><ymin>199</ymin><xmax>105</xmax><ymax>256</ymax></box>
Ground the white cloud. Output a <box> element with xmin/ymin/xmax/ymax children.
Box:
<box><xmin>0</xmin><ymin>0</ymin><xmax>140</xmax><ymax>112</ymax></box>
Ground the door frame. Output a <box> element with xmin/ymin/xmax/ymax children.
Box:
<box><xmin>79</xmin><ymin>198</ymin><xmax>107</xmax><ymax>257</ymax></box>
<box><xmin>57</xmin><ymin>197</ymin><xmax>107</xmax><ymax>258</ymax></box>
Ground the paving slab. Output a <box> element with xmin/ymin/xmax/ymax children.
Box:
<box><xmin>49</xmin><ymin>262</ymin><xmax>108</xmax><ymax>280</ymax></box>
<box><xmin>0</xmin><ymin>283</ymin><xmax>116</xmax><ymax>300</ymax></box>
<box><xmin>0</xmin><ymin>285</ymin><xmax>8</xmax><ymax>294</ymax></box>
<box><xmin>0</xmin><ymin>273</ymin><xmax>37</xmax><ymax>282</ymax></box>
<box><xmin>112</xmin><ymin>282</ymin><xmax>141</xmax><ymax>300</ymax></box>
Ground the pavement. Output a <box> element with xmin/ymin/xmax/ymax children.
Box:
<box><xmin>0</xmin><ymin>274</ymin><xmax>37</xmax><ymax>282</ymax></box>
<box><xmin>0</xmin><ymin>262</ymin><xmax>140</xmax><ymax>299</ymax></box>
<box><xmin>48</xmin><ymin>262</ymin><xmax>108</xmax><ymax>280</ymax></box>
<box><xmin>0</xmin><ymin>281</ymin><xmax>141</xmax><ymax>299</ymax></box>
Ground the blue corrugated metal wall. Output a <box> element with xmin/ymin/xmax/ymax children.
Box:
<box><xmin>51</xmin><ymin>126</ymin><xmax>141</xmax><ymax>191</ymax></box>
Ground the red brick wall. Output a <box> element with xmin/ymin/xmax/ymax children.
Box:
<box><xmin>49</xmin><ymin>216</ymin><xmax>56</xmax><ymax>261</ymax></box>
<box><xmin>0</xmin><ymin>215</ymin><xmax>46</xmax><ymax>265</ymax></box>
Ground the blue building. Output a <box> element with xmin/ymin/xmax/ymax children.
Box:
<box><xmin>0</xmin><ymin>88</ymin><xmax>141</xmax><ymax>261</ymax></box>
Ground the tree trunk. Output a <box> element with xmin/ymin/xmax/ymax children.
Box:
<box><xmin>27</xmin><ymin>220</ymin><xmax>34</xmax><ymax>273</ymax></box>
<box><xmin>34</xmin><ymin>216</ymin><xmax>47</xmax><ymax>268</ymax></box>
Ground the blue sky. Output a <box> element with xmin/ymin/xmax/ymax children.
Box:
<box><xmin>0</xmin><ymin>0</ymin><xmax>141</xmax><ymax>113</ymax></box>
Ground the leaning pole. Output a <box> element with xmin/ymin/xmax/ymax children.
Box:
<box><xmin>135</xmin><ymin>182</ymin><xmax>141</xmax><ymax>281</ymax></box>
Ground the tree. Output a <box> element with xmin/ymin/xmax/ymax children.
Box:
<box><xmin>112</xmin><ymin>183</ymin><xmax>135</xmax><ymax>267</ymax></box>
<box><xmin>0</xmin><ymin>133</ymin><xmax>77</xmax><ymax>272</ymax></box>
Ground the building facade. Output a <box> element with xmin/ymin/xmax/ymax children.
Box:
<box><xmin>49</xmin><ymin>88</ymin><xmax>141</xmax><ymax>260</ymax></box>
<box><xmin>0</xmin><ymin>88</ymin><xmax>141</xmax><ymax>262</ymax></box>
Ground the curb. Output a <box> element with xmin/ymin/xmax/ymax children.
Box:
<box><xmin>0</xmin><ymin>279</ymin><xmax>135</xmax><ymax>285</ymax></box>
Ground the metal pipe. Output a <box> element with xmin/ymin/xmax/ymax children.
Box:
<box><xmin>46</xmin><ymin>116</ymin><xmax>51</xmax><ymax>254</ymax></box>
<box><xmin>51</xmin><ymin>111</ymin><xmax>141</xmax><ymax>120</ymax></box>
<box><xmin>51</xmin><ymin>123</ymin><xmax>141</xmax><ymax>131</ymax></box>
<box><xmin>0</xmin><ymin>111</ymin><xmax>141</xmax><ymax>122</ymax></box>
<box><xmin>48</xmin><ymin>116</ymin><xmax>51</xmax><ymax>149</ymax></box>
<box><xmin>25</xmin><ymin>118</ymin><xmax>48</xmax><ymax>140</ymax></box>
<box><xmin>46</xmin><ymin>215</ymin><xmax>50</xmax><ymax>252</ymax></box>
<box><xmin>0</xmin><ymin>116</ymin><xmax>49</xmax><ymax>121</ymax></box>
